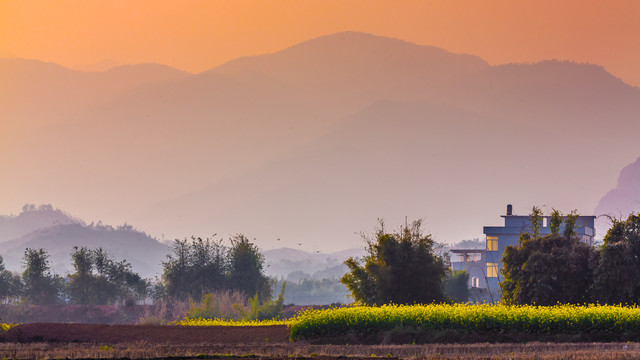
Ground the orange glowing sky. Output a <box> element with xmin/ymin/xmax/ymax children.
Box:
<box><xmin>1</xmin><ymin>0</ymin><xmax>639</xmax><ymax>86</ymax></box>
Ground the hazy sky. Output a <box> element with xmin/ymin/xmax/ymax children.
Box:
<box><xmin>1</xmin><ymin>0</ymin><xmax>639</xmax><ymax>86</ymax></box>
<box><xmin>1</xmin><ymin>1</ymin><xmax>639</xmax><ymax>253</ymax></box>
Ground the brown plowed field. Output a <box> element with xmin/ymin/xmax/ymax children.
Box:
<box><xmin>1</xmin><ymin>323</ymin><xmax>290</xmax><ymax>344</ymax></box>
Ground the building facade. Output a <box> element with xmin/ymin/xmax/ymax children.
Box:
<box><xmin>450</xmin><ymin>248</ymin><xmax>494</xmax><ymax>303</ymax></box>
<box><xmin>482</xmin><ymin>204</ymin><xmax>596</xmax><ymax>300</ymax></box>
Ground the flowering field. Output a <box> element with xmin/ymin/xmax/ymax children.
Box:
<box><xmin>173</xmin><ymin>304</ymin><xmax>640</xmax><ymax>343</ymax></box>
<box><xmin>1</xmin><ymin>323</ymin><xmax>18</xmax><ymax>332</ymax></box>
<box><xmin>288</xmin><ymin>304</ymin><xmax>640</xmax><ymax>341</ymax></box>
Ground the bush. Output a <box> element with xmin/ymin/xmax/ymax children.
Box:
<box><xmin>341</xmin><ymin>219</ymin><xmax>446</xmax><ymax>305</ymax></box>
<box><xmin>138</xmin><ymin>299</ymin><xmax>191</xmax><ymax>325</ymax></box>
<box><xmin>184</xmin><ymin>291</ymin><xmax>248</xmax><ymax>321</ymax></box>
<box><xmin>243</xmin><ymin>283</ymin><xmax>286</xmax><ymax>321</ymax></box>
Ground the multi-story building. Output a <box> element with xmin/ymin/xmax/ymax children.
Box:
<box><xmin>482</xmin><ymin>204</ymin><xmax>596</xmax><ymax>300</ymax></box>
<box><xmin>450</xmin><ymin>248</ymin><xmax>494</xmax><ymax>303</ymax></box>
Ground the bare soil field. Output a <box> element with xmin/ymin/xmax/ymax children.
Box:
<box><xmin>1</xmin><ymin>341</ymin><xmax>639</xmax><ymax>360</ymax></box>
<box><xmin>1</xmin><ymin>323</ymin><xmax>290</xmax><ymax>344</ymax></box>
<box><xmin>1</xmin><ymin>324</ymin><xmax>640</xmax><ymax>359</ymax></box>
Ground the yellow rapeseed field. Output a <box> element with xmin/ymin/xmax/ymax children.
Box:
<box><xmin>175</xmin><ymin>303</ymin><xmax>640</xmax><ymax>341</ymax></box>
<box><xmin>289</xmin><ymin>304</ymin><xmax>640</xmax><ymax>340</ymax></box>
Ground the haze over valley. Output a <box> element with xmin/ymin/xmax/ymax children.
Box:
<box><xmin>2</xmin><ymin>31</ymin><xmax>639</xmax><ymax>255</ymax></box>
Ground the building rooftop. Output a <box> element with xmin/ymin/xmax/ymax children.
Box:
<box><xmin>450</xmin><ymin>249</ymin><xmax>485</xmax><ymax>253</ymax></box>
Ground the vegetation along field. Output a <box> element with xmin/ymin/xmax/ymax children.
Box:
<box><xmin>171</xmin><ymin>304</ymin><xmax>640</xmax><ymax>344</ymax></box>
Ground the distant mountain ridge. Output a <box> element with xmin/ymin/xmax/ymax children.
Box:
<box><xmin>262</xmin><ymin>247</ymin><xmax>366</xmax><ymax>280</ymax></box>
<box><xmin>73</xmin><ymin>59</ymin><xmax>121</xmax><ymax>72</ymax></box>
<box><xmin>0</xmin><ymin>58</ymin><xmax>191</xmax><ymax>133</ymax></box>
<box><xmin>0</xmin><ymin>206</ymin><xmax>360</xmax><ymax>280</ymax></box>
<box><xmin>0</xmin><ymin>206</ymin><xmax>168</xmax><ymax>278</ymax></box>
<box><xmin>2</xmin><ymin>31</ymin><xmax>639</xmax><ymax>252</ymax></box>
<box><xmin>595</xmin><ymin>156</ymin><xmax>640</xmax><ymax>220</ymax></box>
<box><xmin>0</xmin><ymin>204</ymin><xmax>81</xmax><ymax>242</ymax></box>
<box><xmin>211</xmin><ymin>31</ymin><xmax>488</xmax><ymax>101</ymax></box>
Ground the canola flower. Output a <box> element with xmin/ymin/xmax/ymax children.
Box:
<box><xmin>1</xmin><ymin>323</ymin><xmax>18</xmax><ymax>332</ymax></box>
<box><xmin>288</xmin><ymin>304</ymin><xmax>640</xmax><ymax>340</ymax></box>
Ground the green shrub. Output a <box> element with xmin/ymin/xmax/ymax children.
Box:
<box><xmin>243</xmin><ymin>282</ymin><xmax>286</xmax><ymax>321</ymax></box>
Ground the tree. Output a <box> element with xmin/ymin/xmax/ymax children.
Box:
<box><xmin>67</xmin><ymin>246</ymin><xmax>147</xmax><ymax>304</ymax></box>
<box><xmin>67</xmin><ymin>246</ymin><xmax>96</xmax><ymax>304</ymax></box>
<box><xmin>501</xmin><ymin>234</ymin><xmax>596</xmax><ymax>305</ymax></box>
<box><xmin>529</xmin><ymin>206</ymin><xmax>543</xmax><ymax>238</ymax></box>
<box><xmin>22</xmin><ymin>248</ymin><xmax>63</xmax><ymax>305</ymax></box>
<box><xmin>549</xmin><ymin>208</ymin><xmax>563</xmax><ymax>235</ymax></box>
<box><xmin>190</xmin><ymin>237</ymin><xmax>226</xmax><ymax>299</ymax></box>
<box><xmin>443</xmin><ymin>270</ymin><xmax>469</xmax><ymax>303</ymax></box>
<box><xmin>564</xmin><ymin>210</ymin><xmax>579</xmax><ymax>239</ymax></box>
<box><xmin>0</xmin><ymin>256</ymin><xmax>10</xmax><ymax>299</ymax></box>
<box><xmin>162</xmin><ymin>239</ymin><xmax>192</xmax><ymax>300</ymax></box>
<box><xmin>500</xmin><ymin>209</ymin><xmax>597</xmax><ymax>305</ymax></box>
<box><xmin>593</xmin><ymin>213</ymin><xmax>640</xmax><ymax>304</ymax></box>
<box><xmin>226</xmin><ymin>234</ymin><xmax>271</xmax><ymax>302</ymax></box>
<box><xmin>341</xmin><ymin>219</ymin><xmax>446</xmax><ymax>305</ymax></box>
<box><xmin>0</xmin><ymin>255</ymin><xmax>21</xmax><ymax>303</ymax></box>
<box><xmin>161</xmin><ymin>237</ymin><xmax>227</xmax><ymax>301</ymax></box>
<box><xmin>161</xmin><ymin>235</ymin><xmax>273</xmax><ymax>305</ymax></box>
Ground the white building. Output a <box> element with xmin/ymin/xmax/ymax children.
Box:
<box><xmin>450</xmin><ymin>248</ymin><xmax>494</xmax><ymax>303</ymax></box>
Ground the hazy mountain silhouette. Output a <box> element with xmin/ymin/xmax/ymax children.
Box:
<box><xmin>0</xmin><ymin>59</ymin><xmax>190</xmax><ymax>132</ymax></box>
<box><xmin>0</xmin><ymin>222</ymin><xmax>168</xmax><ymax>278</ymax></box>
<box><xmin>73</xmin><ymin>59</ymin><xmax>121</xmax><ymax>72</ymax></box>
<box><xmin>262</xmin><ymin>247</ymin><xmax>365</xmax><ymax>279</ymax></box>
<box><xmin>0</xmin><ymin>205</ymin><xmax>81</xmax><ymax>243</ymax></box>
<box><xmin>212</xmin><ymin>31</ymin><xmax>488</xmax><ymax>104</ymax></box>
<box><xmin>2</xmin><ymin>32</ymin><xmax>639</xmax><ymax>250</ymax></box>
<box><xmin>142</xmin><ymin>93</ymin><xmax>639</xmax><ymax>246</ymax></box>
<box><xmin>442</xmin><ymin>60</ymin><xmax>640</xmax><ymax>132</ymax></box>
<box><xmin>263</xmin><ymin>247</ymin><xmax>319</xmax><ymax>262</ymax></box>
<box><xmin>595</xmin><ymin>156</ymin><xmax>640</xmax><ymax>221</ymax></box>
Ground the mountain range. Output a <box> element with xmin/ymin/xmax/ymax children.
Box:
<box><xmin>0</xmin><ymin>206</ymin><xmax>169</xmax><ymax>278</ymax></box>
<box><xmin>0</xmin><ymin>206</ymin><xmax>366</xmax><ymax>280</ymax></box>
<box><xmin>2</xmin><ymin>31</ymin><xmax>639</xmax><ymax>252</ymax></box>
<box><xmin>595</xmin><ymin>156</ymin><xmax>640</xmax><ymax>233</ymax></box>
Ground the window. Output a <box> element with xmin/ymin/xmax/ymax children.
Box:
<box><xmin>487</xmin><ymin>262</ymin><xmax>499</xmax><ymax>278</ymax></box>
<box><xmin>486</xmin><ymin>236</ymin><xmax>498</xmax><ymax>251</ymax></box>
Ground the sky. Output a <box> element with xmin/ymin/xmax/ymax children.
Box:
<box><xmin>1</xmin><ymin>0</ymin><xmax>639</xmax><ymax>86</ymax></box>
<box><xmin>1</xmin><ymin>0</ymin><xmax>639</xmax><ymax>254</ymax></box>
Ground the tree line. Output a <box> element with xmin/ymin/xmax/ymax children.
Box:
<box><xmin>340</xmin><ymin>219</ymin><xmax>468</xmax><ymax>305</ymax></box>
<box><xmin>0</xmin><ymin>234</ymin><xmax>272</xmax><ymax>306</ymax></box>
<box><xmin>7</xmin><ymin>210</ymin><xmax>631</xmax><ymax>308</ymax></box>
<box><xmin>502</xmin><ymin>209</ymin><xmax>640</xmax><ymax>305</ymax></box>
<box><xmin>0</xmin><ymin>247</ymin><xmax>146</xmax><ymax>305</ymax></box>
<box><xmin>340</xmin><ymin>211</ymin><xmax>640</xmax><ymax>307</ymax></box>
